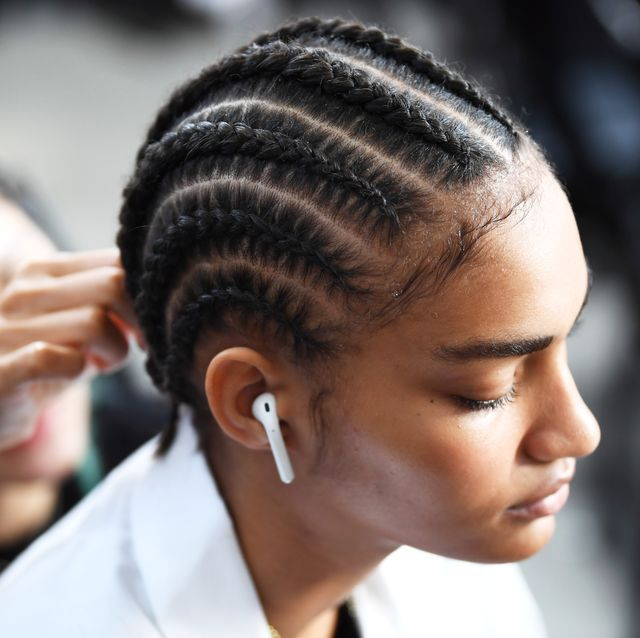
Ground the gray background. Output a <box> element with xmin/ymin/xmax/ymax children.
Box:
<box><xmin>0</xmin><ymin>2</ymin><xmax>635</xmax><ymax>636</ymax></box>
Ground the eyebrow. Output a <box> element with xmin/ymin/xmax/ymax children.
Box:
<box><xmin>434</xmin><ymin>267</ymin><xmax>593</xmax><ymax>363</ymax></box>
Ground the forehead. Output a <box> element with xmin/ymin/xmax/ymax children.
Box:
<box><xmin>375</xmin><ymin>169</ymin><xmax>588</xmax><ymax>356</ymax></box>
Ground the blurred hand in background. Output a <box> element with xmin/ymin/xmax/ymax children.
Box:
<box><xmin>0</xmin><ymin>195</ymin><xmax>139</xmax><ymax>550</ymax></box>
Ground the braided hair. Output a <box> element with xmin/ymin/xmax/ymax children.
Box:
<box><xmin>117</xmin><ymin>16</ymin><xmax>534</xmax><ymax>453</ymax></box>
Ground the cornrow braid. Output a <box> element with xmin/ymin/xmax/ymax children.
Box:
<box><xmin>143</xmin><ymin>121</ymin><xmax>396</xmax><ymax>226</ymax></box>
<box><xmin>137</xmin><ymin>42</ymin><xmax>487</xmax><ymax>169</ymax></box>
<box><xmin>250</xmin><ymin>16</ymin><xmax>519</xmax><ymax>139</ymax></box>
<box><xmin>122</xmin><ymin>119</ymin><xmax>399</xmax><ymax>296</ymax></box>
<box><xmin>136</xmin><ymin>200</ymin><xmax>369</xmax><ymax>376</ymax></box>
<box><xmin>163</xmin><ymin>267</ymin><xmax>335</xmax><ymax>403</ymax></box>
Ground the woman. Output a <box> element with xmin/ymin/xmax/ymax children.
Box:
<box><xmin>0</xmin><ymin>188</ymin><xmax>114</xmax><ymax>569</ymax></box>
<box><xmin>0</xmin><ymin>178</ymin><xmax>163</xmax><ymax>572</ymax></box>
<box><xmin>0</xmin><ymin>17</ymin><xmax>599</xmax><ymax>637</ymax></box>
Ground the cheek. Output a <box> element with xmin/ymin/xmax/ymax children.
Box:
<box><xmin>335</xmin><ymin>398</ymin><xmax>523</xmax><ymax>526</ymax></box>
<box><xmin>421</xmin><ymin>430</ymin><xmax>515</xmax><ymax>521</ymax></box>
<box><xmin>0</xmin><ymin>385</ymin><xmax>90</xmax><ymax>483</ymax></box>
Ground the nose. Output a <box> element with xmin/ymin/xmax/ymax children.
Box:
<box><xmin>522</xmin><ymin>361</ymin><xmax>601</xmax><ymax>463</ymax></box>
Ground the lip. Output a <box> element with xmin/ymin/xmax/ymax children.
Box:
<box><xmin>507</xmin><ymin>464</ymin><xmax>575</xmax><ymax>520</ymax></box>
<box><xmin>2</xmin><ymin>409</ymin><xmax>55</xmax><ymax>452</ymax></box>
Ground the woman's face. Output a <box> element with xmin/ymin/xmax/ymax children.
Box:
<box><xmin>308</xmin><ymin>169</ymin><xmax>600</xmax><ymax>563</ymax></box>
<box><xmin>0</xmin><ymin>198</ymin><xmax>89</xmax><ymax>483</ymax></box>
<box><xmin>0</xmin><ymin>385</ymin><xmax>89</xmax><ymax>483</ymax></box>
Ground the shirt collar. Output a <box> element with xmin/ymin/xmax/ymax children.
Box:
<box><xmin>129</xmin><ymin>405</ymin><xmax>405</xmax><ymax>638</ymax></box>
<box><xmin>130</xmin><ymin>404</ymin><xmax>273</xmax><ymax>637</ymax></box>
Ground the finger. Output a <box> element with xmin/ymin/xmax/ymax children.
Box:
<box><xmin>14</xmin><ymin>248</ymin><xmax>120</xmax><ymax>278</ymax></box>
<box><xmin>0</xmin><ymin>306</ymin><xmax>130</xmax><ymax>370</ymax></box>
<box><xmin>1</xmin><ymin>265</ymin><xmax>137</xmax><ymax>327</ymax></box>
<box><xmin>109</xmin><ymin>312</ymin><xmax>147</xmax><ymax>351</ymax></box>
<box><xmin>0</xmin><ymin>342</ymin><xmax>86</xmax><ymax>388</ymax></box>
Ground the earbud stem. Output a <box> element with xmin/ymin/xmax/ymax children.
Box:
<box><xmin>251</xmin><ymin>392</ymin><xmax>295</xmax><ymax>484</ymax></box>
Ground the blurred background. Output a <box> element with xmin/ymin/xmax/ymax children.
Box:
<box><xmin>0</xmin><ymin>0</ymin><xmax>638</xmax><ymax>636</ymax></box>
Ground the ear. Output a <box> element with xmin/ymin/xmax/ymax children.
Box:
<box><xmin>203</xmin><ymin>347</ymin><xmax>288</xmax><ymax>451</ymax></box>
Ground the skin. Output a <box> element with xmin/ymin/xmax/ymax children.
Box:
<box><xmin>198</xmin><ymin>166</ymin><xmax>600</xmax><ymax>638</ymax></box>
<box><xmin>0</xmin><ymin>197</ymin><xmax>135</xmax><ymax>545</ymax></box>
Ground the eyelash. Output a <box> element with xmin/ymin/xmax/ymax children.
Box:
<box><xmin>454</xmin><ymin>384</ymin><xmax>519</xmax><ymax>412</ymax></box>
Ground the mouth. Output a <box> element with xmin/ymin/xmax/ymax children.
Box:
<box><xmin>507</xmin><ymin>463</ymin><xmax>575</xmax><ymax>520</ymax></box>
<box><xmin>1</xmin><ymin>408</ymin><xmax>56</xmax><ymax>453</ymax></box>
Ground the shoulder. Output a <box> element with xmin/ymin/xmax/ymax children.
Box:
<box><xmin>0</xmin><ymin>437</ymin><xmax>162</xmax><ymax>638</ymax></box>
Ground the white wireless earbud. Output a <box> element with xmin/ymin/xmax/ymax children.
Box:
<box><xmin>251</xmin><ymin>392</ymin><xmax>295</xmax><ymax>484</ymax></box>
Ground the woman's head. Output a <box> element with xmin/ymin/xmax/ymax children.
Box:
<box><xmin>118</xmin><ymin>17</ymin><xmax>599</xmax><ymax>562</ymax></box>
<box><xmin>0</xmin><ymin>196</ymin><xmax>89</xmax><ymax>483</ymax></box>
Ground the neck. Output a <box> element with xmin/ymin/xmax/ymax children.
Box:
<box><xmin>208</xmin><ymin>440</ymin><xmax>397</xmax><ymax>638</ymax></box>
<box><xmin>0</xmin><ymin>480</ymin><xmax>59</xmax><ymax>548</ymax></box>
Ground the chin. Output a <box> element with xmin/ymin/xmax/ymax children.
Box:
<box><xmin>406</xmin><ymin>515</ymin><xmax>557</xmax><ymax>566</ymax></box>
<box><xmin>0</xmin><ymin>440</ymin><xmax>86</xmax><ymax>483</ymax></box>
<box><xmin>0</xmin><ymin>387</ymin><xmax>90</xmax><ymax>483</ymax></box>
<box><xmin>23</xmin><ymin>449</ymin><xmax>85</xmax><ymax>482</ymax></box>
<box><xmin>0</xmin><ymin>421</ymin><xmax>88</xmax><ymax>483</ymax></box>
<box><xmin>479</xmin><ymin>516</ymin><xmax>558</xmax><ymax>564</ymax></box>
<box><xmin>431</xmin><ymin>516</ymin><xmax>558</xmax><ymax>565</ymax></box>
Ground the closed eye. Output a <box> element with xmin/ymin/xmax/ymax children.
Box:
<box><xmin>453</xmin><ymin>385</ymin><xmax>518</xmax><ymax>412</ymax></box>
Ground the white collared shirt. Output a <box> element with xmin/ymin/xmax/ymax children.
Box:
<box><xmin>0</xmin><ymin>407</ymin><xmax>546</xmax><ymax>637</ymax></box>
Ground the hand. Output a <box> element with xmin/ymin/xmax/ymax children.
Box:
<box><xmin>0</xmin><ymin>249</ymin><xmax>139</xmax><ymax>450</ymax></box>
